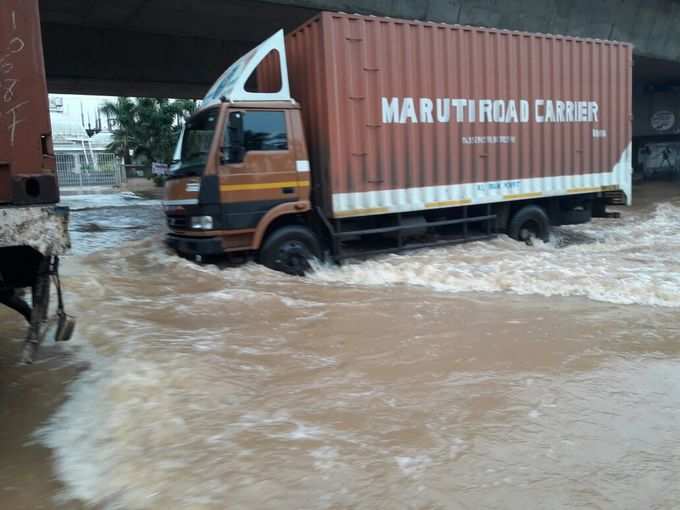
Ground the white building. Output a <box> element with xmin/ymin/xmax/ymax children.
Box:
<box><xmin>50</xmin><ymin>95</ymin><xmax>124</xmax><ymax>187</ymax></box>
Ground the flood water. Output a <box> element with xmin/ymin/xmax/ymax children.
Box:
<box><xmin>22</xmin><ymin>185</ymin><xmax>680</xmax><ymax>508</ymax></box>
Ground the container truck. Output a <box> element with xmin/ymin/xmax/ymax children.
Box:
<box><xmin>164</xmin><ymin>11</ymin><xmax>632</xmax><ymax>274</ymax></box>
<box><xmin>1</xmin><ymin>0</ymin><xmax>74</xmax><ymax>362</ymax></box>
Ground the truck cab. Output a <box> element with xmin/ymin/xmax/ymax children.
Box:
<box><xmin>165</xmin><ymin>100</ymin><xmax>312</xmax><ymax>261</ymax></box>
<box><xmin>165</xmin><ymin>30</ymin><xmax>325</xmax><ymax>274</ymax></box>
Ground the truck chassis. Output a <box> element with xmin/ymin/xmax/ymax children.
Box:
<box><xmin>0</xmin><ymin>206</ymin><xmax>74</xmax><ymax>362</ymax></box>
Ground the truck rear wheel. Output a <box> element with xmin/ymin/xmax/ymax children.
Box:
<box><xmin>259</xmin><ymin>225</ymin><xmax>321</xmax><ymax>276</ymax></box>
<box><xmin>508</xmin><ymin>205</ymin><xmax>550</xmax><ymax>244</ymax></box>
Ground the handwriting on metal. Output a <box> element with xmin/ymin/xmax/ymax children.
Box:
<box><xmin>1</xmin><ymin>10</ymin><xmax>29</xmax><ymax>147</ymax></box>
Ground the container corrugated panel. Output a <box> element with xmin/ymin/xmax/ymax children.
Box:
<box><xmin>265</xmin><ymin>12</ymin><xmax>632</xmax><ymax>218</ymax></box>
<box><xmin>0</xmin><ymin>0</ymin><xmax>55</xmax><ymax>203</ymax></box>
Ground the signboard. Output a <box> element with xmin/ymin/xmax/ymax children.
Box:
<box><xmin>151</xmin><ymin>162</ymin><xmax>169</xmax><ymax>176</ymax></box>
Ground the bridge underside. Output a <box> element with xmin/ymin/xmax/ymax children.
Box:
<box><xmin>40</xmin><ymin>0</ymin><xmax>680</xmax><ymax>141</ymax></box>
<box><xmin>41</xmin><ymin>0</ymin><xmax>316</xmax><ymax>98</ymax></box>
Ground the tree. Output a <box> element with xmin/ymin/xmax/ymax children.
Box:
<box><xmin>134</xmin><ymin>98</ymin><xmax>179</xmax><ymax>164</ymax></box>
<box><xmin>173</xmin><ymin>99</ymin><xmax>198</xmax><ymax>122</ymax></box>
<box><xmin>99</xmin><ymin>97</ymin><xmax>136</xmax><ymax>164</ymax></box>
<box><xmin>101</xmin><ymin>97</ymin><xmax>197</xmax><ymax>166</ymax></box>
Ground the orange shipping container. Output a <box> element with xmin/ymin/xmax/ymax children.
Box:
<box><xmin>261</xmin><ymin>12</ymin><xmax>632</xmax><ymax>218</ymax></box>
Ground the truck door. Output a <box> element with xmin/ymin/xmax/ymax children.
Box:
<box><xmin>221</xmin><ymin>109</ymin><xmax>299</xmax><ymax>188</ymax></box>
<box><xmin>216</xmin><ymin>109</ymin><xmax>302</xmax><ymax>229</ymax></box>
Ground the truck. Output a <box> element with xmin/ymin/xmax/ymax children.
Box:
<box><xmin>1</xmin><ymin>0</ymin><xmax>74</xmax><ymax>362</ymax></box>
<box><xmin>164</xmin><ymin>11</ymin><xmax>632</xmax><ymax>275</ymax></box>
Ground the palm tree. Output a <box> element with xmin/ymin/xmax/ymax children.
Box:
<box><xmin>134</xmin><ymin>98</ymin><xmax>183</xmax><ymax>164</ymax></box>
<box><xmin>99</xmin><ymin>97</ymin><xmax>136</xmax><ymax>164</ymax></box>
<box><xmin>101</xmin><ymin>97</ymin><xmax>198</xmax><ymax>166</ymax></box>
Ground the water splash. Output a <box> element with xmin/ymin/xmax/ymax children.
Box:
<box><xmin>310</xmin><ymin>203</ymin><xmax>680</xmax><ymax>307</ymax></box>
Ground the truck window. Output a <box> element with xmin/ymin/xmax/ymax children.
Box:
<box><xmin>180</xmin><ymin>107</ymin><xmax>219</xmax><ymax>167</ymax></box>
<box><xmin>243</xmin><ymin>111</ymin><xmax>288</xmax><ymax>151</ymax></box>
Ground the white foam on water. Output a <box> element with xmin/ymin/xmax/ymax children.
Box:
<box><xmin>310</xmin><ymin>446</ymin><xmax>338</xmax><ymax>470</ymax></box>
<box><xmin>310</xmin><ymin>203</ymin><xmax>680</xmax><ymax>307</ymax></box>
<box><xmin>287</xmin><ymin>423</ymin><xmax>323</xmax><ymax>440</ymax></box>
<box><xmin>395</xmin><ymin>455</ymin><xmax>432</xmax><ymax>477</ymax></box>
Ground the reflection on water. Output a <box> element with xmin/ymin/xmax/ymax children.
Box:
<box><xmin>37</xmin><ymin>187</ymin><xmax>680</xmax><ymax>509</ymax></box>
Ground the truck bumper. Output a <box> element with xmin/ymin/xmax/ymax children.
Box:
<box><xmin>166</xmin><ymin>234</ymin><xmax>225</xmax><ymax>257</ymax></box>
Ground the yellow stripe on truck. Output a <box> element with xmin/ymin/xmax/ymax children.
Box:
<box><xmin>220</xmin><ymin>181</ymin><xmax>310</xmax><ymax>192</ymax></box>
<box><xmin>503</xmin><ymin>191</ymin><xmax>543</xmax><ymax>200</ymax></box>
<box><xmin>568</xmin><ymin>186</ymin><xmax>601</xmax><ymax>194</ymax></box>
<box><xmin>334</xmin><ymin>207</ymin><xmax>390</xmax><ymax>218</ymax></box>
<box><xmin>425</xmin><ymin>199</ymin><xmax>471</xmax><ymax>208</ymax></box>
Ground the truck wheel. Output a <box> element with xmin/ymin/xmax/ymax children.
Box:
<box><xmin>508</xmin><ymin>205</ymin><xmax>550</xmax><ymax>244</ymax></box>
<box><xmin>259</xmin><ymin>225</ymin><xmax>321</xmax><ymax>276</ymax></box>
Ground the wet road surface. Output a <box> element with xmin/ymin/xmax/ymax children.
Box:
<box><xmin>2</xmin><ymin>183</ymin><xmax>680</xmax><ymax>509</ymax></box>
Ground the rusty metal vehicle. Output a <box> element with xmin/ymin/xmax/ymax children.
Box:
<box><xmin>1</xmin><ymin>0</ymin><xmax>74</xmax><ymax>362</ymax></box>
<box><xmin>165</xmin><ymin>12</ymin><xmax>632</xmax><ymax>275</ymax></box>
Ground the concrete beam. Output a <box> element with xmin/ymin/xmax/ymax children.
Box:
<box><xmin>40</xmin><ymin>0</ymin><xmax>680</xmax><ymax>98</ymax></box>
<box><xmin>260</xmin><ymin>0</ymin><xmax>680</xmax><ymax>62</ymax></box>
<box><xmin>43</xmin><ymin>23</ymin><xmax>251</xmax><ymax>98</ymax></box>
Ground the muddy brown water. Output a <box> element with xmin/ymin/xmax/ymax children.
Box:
<box><xmin>2</xmin><ymin>183</ymin><xmax>680</xmax><ymax>509</ymax></box>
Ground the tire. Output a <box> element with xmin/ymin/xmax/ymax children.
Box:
<box><xmin>508</xmin><ymin>205</ymin><xmax>550</xmax><ymax>244</ymax></box>
<box><xmin>259</xmin><ymin>225</ymin><xmax>321</xmax><ymax>276</ymax></box>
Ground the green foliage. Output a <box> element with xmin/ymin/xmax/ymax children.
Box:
<box><xmin>152</xmin><ymin>174</ymin><xmax>166</xmax><ymax>187</ymax></box>
<box><xmin>100</xmin><ymin>97</ymin><xmax>199</xmax><ymax>165</ymax></box>
<box><xmin>100</xmin><ymin>97</ymin><xmax>137</xmax><ymax>164</ymax></box>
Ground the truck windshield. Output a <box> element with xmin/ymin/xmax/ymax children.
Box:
<box><xmin>173</xmin><ymin>107</ymin><xmax>219</xmax><ymax>176</ymax></box>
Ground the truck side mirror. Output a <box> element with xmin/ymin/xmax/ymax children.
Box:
<box><xmin>224</xmin><ymin>111</ymin><xmax>245</xmax><ymax>163</ymax></box>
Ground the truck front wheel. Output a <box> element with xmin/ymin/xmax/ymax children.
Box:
<box><xmin>508</xmin><ymin>205</ymin><xmax>550</xmax><ymax>244</ymax></box>
<box><xmin>259</xmin><ymin>225</ymin><xmax>321</xmax><ymax>276</ymax></box>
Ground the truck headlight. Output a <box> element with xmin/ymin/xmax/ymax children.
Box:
<box><xmin>190</xmin><ymin>216</ymin><xmax>214</xmax><ymax>230</ymax></box>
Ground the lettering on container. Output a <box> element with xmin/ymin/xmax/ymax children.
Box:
<box><xmin>462</xmin><ymin>136</ymin><xmax>516</xmax><ymax>145</ymax></box>
<box><xmin>475</xmin><ymin>181</ymin><xmax>521</xmax><ymax>192</ymax></box>
<box><xmin>382</xmin><ymin>97</ymin><xmax>599</xmax><ymax>125</ymax></box>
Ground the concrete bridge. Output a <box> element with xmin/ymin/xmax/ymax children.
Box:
<box><xmin>39</xmin><ymin>0</ymin><xmax>680</xmax><ymax>140</ymax></box>
<box><xmin>40</xmin><ymin>0</ymin><xmax>680</xmax><ymax>96</ymax></box>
